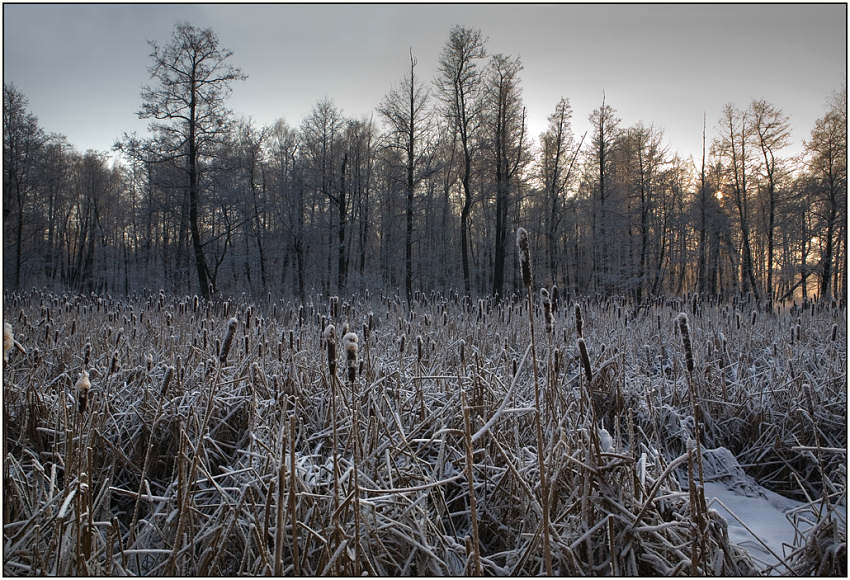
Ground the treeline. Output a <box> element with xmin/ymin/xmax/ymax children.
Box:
<box><xmin>3</xmin><ymin>23</ymin><xmax>846</xmax><ymax>304</ymax></box>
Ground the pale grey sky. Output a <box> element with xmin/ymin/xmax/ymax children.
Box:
<box><xmin>3</xmin><ymin>3</ymin><xmax>846</xmax><ymax>165</ymax></box>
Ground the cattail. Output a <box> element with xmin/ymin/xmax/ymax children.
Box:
<box><xmin>219</xmin><ymin>317</ymin><xmax>238</xmax><ymax>364</ymax></box>
<box><xmin>459</xmin><ymin>339</ymin><xmax>466</xmax><ymax>368</ymax></box>
<box><xmin>343</xmin><ymin>332</ymin><xmax>358</xmax><ymax>384</ymax></box>
<box><xmin>516</xmin><ymin>227</ymin><xmax>532</xmax><ymax>288</ymax></box>
<box><xmin>578</xmin><ymin>338</ymin><xmax>592</xmax><ymax>381</ymax></box>
<box><xmin>678</xmin><ymin>313</ymin><xmax>694</xmax><ymax>374</ymax></box>
<box><xmin>831</xmin><ymin>323</ymin><xmax>838</xmax><ymax>342</ymax></box>
<box><xmin>399</xmin><ymin>334</ymin><xmax>406</xmax><ymax>354</ymax></box>
<box><xmin>76</xmin><ymin>370</ymin><xmax>91</xmax><ymax>414</ymax></box>
<box><xmin>109</xmin><ymin>350</ymin><xmax>119</xmax><ymax>375</ymax></box>
<box><xmin>551</xmin><ymin>285</ymin><xmax>559</xmax><ymax>314</ymax></box>
<box><xmin>575</xmin><ymin>304</ymin><xmax>583</xmax><ymax>338</ymax></box>
<box><xmin>3</xmin><ymin>323</ymin><xmax>13</xmax><ymax>362</ymax></box>
<box><xmin>245</xmin><ymin>305</ymin><xmax>253</xmax><ymax>330</ymax></box>
<box><xmin>161</xmin><ymin>366</ymin><xmax>174</xmax><ymax>398</ymax></box>
<box><xmin>416</xmin><ymin>335</ymin><xmax>423</xmax><ymax>363</ymax></box>
<box><xmin>751</xmin><ymin>309</ymin><xmax>757</xmax><ymax>326</ymax></box>
<box><xmin>541</xmin><ymin>288</ymin><xmax>553</xmax><ymax>335</ymax></box>
<box><xmin>84</xmin><ymin>342</ymin><xmax>92</xmax><ymax>367</ymax></box>
<box><xmin>324</xmin><ymin>324</ymin><xmax>337</xmax><ymax>376</ymax></box>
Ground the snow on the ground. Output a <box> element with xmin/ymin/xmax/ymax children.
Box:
<box><xmin>702</xmin><ymin>449</ymin><xmax>846</xmax><ymax>575</ymax></box>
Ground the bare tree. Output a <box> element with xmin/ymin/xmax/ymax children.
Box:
<box><xmin>3</xmin><ymin>84</ymin><xmax>46</xmax><ymax>289</ymax></box>
<box><xmin>804</xmin><ymin>89</ymin><xmax>847</xmax><ymax>301</ymax></box>
<box><xmin>436</xmin><ymin>25</ymin><xmax>486</xmax><ymax>296</ymax></box>
<box><xmin>588</xmin><ymin>94</ymin><xmax>620</xmax><ymax>291</ymax></box>
<box><xmin>379</xmin><ymin>48</ymin><xmax>433</xmax><ymax>303</ymax></box>
<box><xmin>137</xmin><ymin>23</ymin><xmax>245</xmax><ymax>298</ymax></box>
<box><xmin>485</xmin><ymin>53</ymin><xmax>528</xmax><ymax>298</ymax></box>
<box><xmin>539</xmin><ymin>98</ymin><xmax>584</xmax><ymax>287</ymax></box>
<box><xmin>750</xmin><ymin>99</ymin><xmax>790</xmax><ymax>307</ymax></box>
<box><xmin>716</xmin><ymin>104</ymin><xmax>760</xmax><ymax>300</ymax></box>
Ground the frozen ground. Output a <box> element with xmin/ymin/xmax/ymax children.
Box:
<box><xmin>703</xmin><ymin>448</ymin><xmax>846</xmax><ymax>574</ymax></box>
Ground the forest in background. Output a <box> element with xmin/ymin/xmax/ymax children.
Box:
<box><xmin>3</xmin><ymin>24</ymin><xmax>846</xmax><ymax>305</ymax></box>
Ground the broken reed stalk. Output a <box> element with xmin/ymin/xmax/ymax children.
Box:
<box><xmin>288</xmin><ymin>415</ymin><xmax>300</xmax><ymax>576</ymax></box>
<box><xmin>516</xmin><ymin>227</ymin><xmax>553</xmax><ymax>576</ymax></box>
<box><xmin>462</xmin><ymin>392</ymin><xmax>482</xmax><ymax>576</ymax></box>
<box><xmin>678</xmin><ymin>313</ymin><xmax>708</xmax><ymax>561</ymax></box>
<box><xmin>273</xmin><ymin>419</ymin><xmax>286</xmax><ymax>576</ymax></box>
<box><xmin>324</xmin><ymin>324</ymin><xmax>341</xmax><ymax>533</ymax></box>
<box><xmin>344</xmin><ymin>331</ymin><xmax>362</xmax><ymax>575</ymax></box>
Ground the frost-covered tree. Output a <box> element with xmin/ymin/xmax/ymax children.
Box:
<box><xmin>137</xmin><ymin>23</ymin><xmax>245</xmax><ymax>298</ymax></box>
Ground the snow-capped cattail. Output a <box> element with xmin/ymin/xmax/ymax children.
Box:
<box><xmin>343</xmin><ymin>332</ymin><xmax>358</xmax><ymax>384</ymax></box>
<box><xmin>575</xmin><ymin>304</ymin><xmax>583</xmax><ymax>338</ymax></box>
<box><xmin>3</xmin><ymin>323</ymin><xmax>13</xmax><ymax>362</ymax></box>
<box><xmin>76</xmin><ymin>370</ymin><xmax>91</xmax><ymax>414</ymax></box>
<box><xmin>516</xmin><ymin>227</ymin><xmax>532</xmax><ymax>288</ymax></box>
<box><xmin>324</xmin><ymin>324</ymin><xmax>337</xmax><ymax>376</ymax></box>
<box><xmin>219</xmin><ymin>317</ymin><xmax>238</xmax><ymax>364</ymax></box>
<box><xmin>541</xmin><ymin>288</ymin><xmax>553</xmax><ymax>335</ymax></box>
<box><xmin>160</xmin><ymin>366</ymin><xmax>174</xmax><ymax>398</ymax></box>
<box><xmin>578</xmin><ymin>338</ymin><xmax>592</xmax><ymax>381</ymax></box>
<box><xmin>677</xmin><ymin>313</ymin><xmax>694</xmax><ymax>374</ymax></box>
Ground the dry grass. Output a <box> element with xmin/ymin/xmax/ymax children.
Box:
<box><xmin>2</xmin><ymin>289</ymin><xmax>846</xmax><ymax>575</ymax></box>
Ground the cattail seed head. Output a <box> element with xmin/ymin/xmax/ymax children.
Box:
<box><xmin>516</xmin><ymin>227</ymin><xmax>532</xmax><ymax>288</ymax></box>
<box><xmin>76</xmin><ymin>370</ymin><xmax>91</xmax><ymax>414</ymax></box>
<box><xmin>575</xmin><ymin>304</ymin><xmax>583</xmax><ymax>338</ymax></box>
<box><xmin>84</xmin><ymin>342</ymin><xmax>92</xmax><ymax>367</ymax></box>
<box><xmin>578</xmin><ymin>338</ymin><xmax>592</xmax><ymax>381</ymax></box>
<box><xmin>541</xmin><ymin>288</ymin><xmax>553</xmax><ymax>335</ymax></box>
<box><xmin>831</xmin><ymin>323</ymin><xmax>838</xmax><ymax>342</ymax></box>
<box><xmin>416</xmin><ymin>335</ymin><xmax>423</xmax><ymax>362</ymax></box>
<box><xmin>219</xmin><ymin>317</ymin><xmax>238</xmax><ymax>364</ymax></box>
<box><xmin>3</xmin><ymin>323</ymin><xmax>13</xmax><ymax>362</ymax></box>
<box><xmin>677</xmin><ymin>312</ymin><xmax>694</xmax><ymax>374</ymax></box>
<box><xmin>161</xmin><ymin>366</ymin><xmax>174</xmax><ymax>398</ymax></box>
<box><xmin>343</xmin><ymin>332</ymin><xmax>358</xmax><ymax>384</ymax></box>
<box><xmin>399</xmin><ymin>334</ymin><xmax>406</xmax><ymax>354</ymax></box>
<box><xmin>324</xmin><ymin>324</ymin><xmax>337</xmax><ymax>376</ymax></box>
<box><xmin>109</xmin><ymin>350</ymin><xmax>119</xmax><ymax>375</ymax></box>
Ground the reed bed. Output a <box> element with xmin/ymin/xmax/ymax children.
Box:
<box><xmin>2</xmin><ymin>288</ymin><xmax>846</xmax><ymax>576</ymax></box>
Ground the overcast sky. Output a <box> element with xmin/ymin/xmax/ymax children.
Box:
<box><xmin>3</xmin><ymin>3</ymin><xmax>846</xmax><ymax>164</ymax></box>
